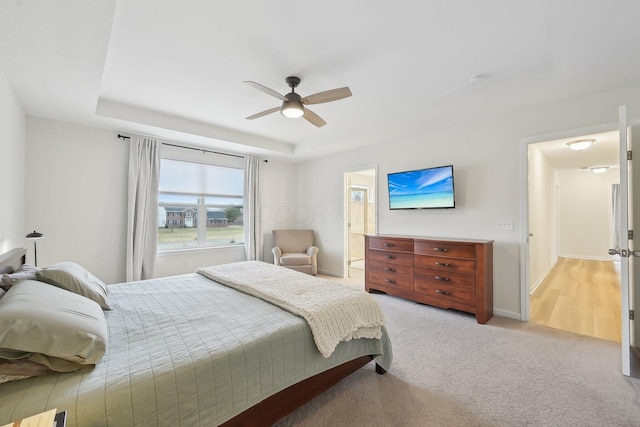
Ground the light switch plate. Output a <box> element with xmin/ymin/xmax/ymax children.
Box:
<box><xmin>496</xmin><ymin>219</ymin><xmax>514</xmax><ymax>231</ymax></box>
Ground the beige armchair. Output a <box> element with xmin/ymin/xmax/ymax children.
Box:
<box><xmin>272</xmin><ymin>229</ymin><xmax>319</xmax><ymax>275</ymax></box>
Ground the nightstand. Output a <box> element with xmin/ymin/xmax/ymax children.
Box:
<box><xmin>1</xmin><ymin>408</ymin><xmax>66</xmax><ymax>427</ymax></box>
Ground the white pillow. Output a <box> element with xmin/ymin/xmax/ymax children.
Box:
<box><xmin>0</xmin><ymin>280</ymin><xmax>108</xmax><ymax>373</ymax></box>
<box><xmin>36</xmin><ymin>261</ymin><xmax>111</xmax><ymax>310</ymax></box>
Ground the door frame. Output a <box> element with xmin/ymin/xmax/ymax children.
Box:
<box><xmin>519</xmin><ymin>121</ymin><xmax>619</xmax><ymax>321</ymax></box>
<box><xmin>343</xmin><ymin>166</ymin><xmax>378</xmax><ymax>278</ymax></box>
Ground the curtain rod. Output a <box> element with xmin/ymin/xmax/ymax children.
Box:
<box><xmin>117</xmin><ymin>134</ymin><xmax>267</xmax><ymax>162</ymax></box>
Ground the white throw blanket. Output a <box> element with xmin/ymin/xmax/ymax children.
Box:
<box><xmin>197</xmin><ymin>261</ymin><xmax>385</xmax><ymax>358</ymax></box>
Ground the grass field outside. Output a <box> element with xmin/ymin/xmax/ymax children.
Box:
<box><xmin>158</xmin><ymin>225</ymin><xmax>244</xmax><ymax>250</ymax></box>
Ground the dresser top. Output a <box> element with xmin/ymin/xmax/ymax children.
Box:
<box><xmin>366</xmin><ymin>234</ymin><xmax>494</xmax><ymax>244</ymax></box>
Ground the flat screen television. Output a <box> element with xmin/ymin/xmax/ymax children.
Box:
<box><xmin>387</xmin><ymin>165</ymin><xmax>455</xmax><ymax>209</ymax></box>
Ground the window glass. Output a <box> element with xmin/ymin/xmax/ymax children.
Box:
<box><xmin>158</xmin><ymin>158</ymin><xmax>244</xmax><ymax>251</ymax></box>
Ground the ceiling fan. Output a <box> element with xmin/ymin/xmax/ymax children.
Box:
<box><xmin>244</xmin><ymin>76</ymin><xmax>352</xmax><ymax>127</ymax></box>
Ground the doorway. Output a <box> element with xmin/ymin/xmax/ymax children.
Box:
<box><xmin>344</xmin><ymin>168</ymin><xmax>377</xmax><ymax>282</ymax></box>
<box><xmin>525</xmin><ymin>129</ymin><xmax>621</xmax><ymax>341</ymax></box>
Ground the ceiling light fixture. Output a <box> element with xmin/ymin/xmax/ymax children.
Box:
<box><xmin>281</xmin><ymin>101</ymin><xmax>304</xmax><ymax>118</ymax></box>
<box><xmin>590</xmin><ymin>166</ymin><xmax>609</xmax><ymax>174</ymax></box>
<box><xmin>566</xmin><ymin>139</ymin><xmax>595</xmax><ymax>151</ymax></box>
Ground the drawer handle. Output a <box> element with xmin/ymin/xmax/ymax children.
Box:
<box><xmin>433</xmin><ymin>247</ymin><xmax>448</xmax><ymax>252</ymax></box>
<box><xmin>434</xmin><ymin>262</ymin><xmax>450</xmax><ymax>267</ymax></box>
<box><xmin>385</xmin><ymin>255</ymin><xmax>396</xmax><ymax>260</ymax></box>
<box><xmin>435</xmin><ymin>289</ymin><xmax>450</xmax><ymax>295</ymax></box>
<box><xmin>435</xmin><ymin>275</ymin><xmax>450</xmax><ymax>281</ymax></box>
<box><xmin>384</xmin><ymin>267</ymin><xmax>396</xmax><ymax>272</ymax></box>
<box><xmin>383</xmin><ymin>243</ymin><xmax>394</xmax><ymax>247</ymax></box>
<box><xmin>385</xmin><ymin>279</ymin><xmax>396</xmax><ymax>284</ymax></box>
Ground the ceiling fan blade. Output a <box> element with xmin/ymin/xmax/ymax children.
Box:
<box><xmin>243</xmin><ymin>81</ymin><xmax>286</xmax><ymax>101</ymax></box>
<box><xmin>302</xmin><ymin>87</ymin><xmax>352</xmax><ymax>105</ymax></box>
<box><xmin>246</xmin><ymin>106</ymin><xmax>280</xmax><ymax>120</ymax></box>
<box><xmin>303</xmin><ymin>108</ymin><xmax>327</xmax><ymax>127</ymax></box>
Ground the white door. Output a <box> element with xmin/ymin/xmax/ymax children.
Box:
<box><xmin>612</xmin><ymin>105</ymin><xmax>633</xmax><ymax>376</ymax></box>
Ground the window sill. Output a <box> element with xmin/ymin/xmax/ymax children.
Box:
<box><xmin>157</xmin><ymin>244</ymin><xmax>245</xmax><ymax>256</ymax></box>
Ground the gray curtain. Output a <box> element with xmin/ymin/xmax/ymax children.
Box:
<box><xmin>126</xmin><ymin>137</ymin><xmax>161</xmax><ymax>281</ymax></box>
<box><xmin>243</xmin><ymin>156</ymin><xmax>262</xmax><ymax>261</ymax></box>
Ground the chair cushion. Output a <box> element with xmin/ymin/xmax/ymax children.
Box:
<box><xmin>279</xmin><ymin>253</ymin><xmax>312</xmax><ymax>266</ymax></box>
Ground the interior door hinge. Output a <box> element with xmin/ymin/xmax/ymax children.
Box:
<box><xmin>629</xmin><ymin>230</ymin><xmax>634</xmax><ymax>240</ymax></box>
<box><xmin>630</xmin><ymin>310</ymin><xmax>635</xmax><ymax>320</ymax></box>
<box><xmin>628</xmin><ymin>150</ymin><xmax>633</xmax><ymax>160</ymax></box>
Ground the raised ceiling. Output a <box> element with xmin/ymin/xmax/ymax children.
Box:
<box><xmin>1</xmin><ymin>1</ymin><xmax>640</xmax><ymax>161</ymax></box>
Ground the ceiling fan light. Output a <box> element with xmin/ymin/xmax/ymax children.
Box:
<box><xmin>566</xmin><ymin>139</ymin><xmax>595</xmax><ymax>151</ymax></box>
<box><xmin>281</xmin><ymin>101</ymin><xmax>304</xmax><ymax>118</ymax></box>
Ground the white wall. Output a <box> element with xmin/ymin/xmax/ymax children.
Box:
<box><xmin>296</xmin><ymin>83</ymin><xmax>640</xmax><ymax>319</ymax></box>
<box><xmin>558</xmin><ymin>168</ymin><xmax>619</xmax><ymax>259</ymax></box>
<box><xmin>528</xmin><ymin>144</ymin><xmax>558</xmax><ymax>291</ymax></box>
<box><xmin>259</xmin><ymin>159</ymin><xmax>299</xmax><ymax>262</ymax></box>
<box><xmin>0</xmin><ymin>66</ymin><xmax>26</xmax><ymax>255</ymax></box>
<box><xmin>26</xmin><ymin>118</ymin><xmax>129</xmax><ymax>283</ymax></box>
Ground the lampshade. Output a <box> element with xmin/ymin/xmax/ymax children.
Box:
<box><xmin>281</xmin><ymin>101</ymin><xmax>304</xmax><ymax>118</ymax></box>
<box><xmin>566</xmin><ymin>139</ymin><xmax>595</xmax><ymax>151</ymax></box>
<box><xmin>25</xmin><ymin>230</ymin><xmax>44</xmax><ymax>239</ymax></box>
<box><xmin>590</xmin><ymin>166</ymin><xmax>609</xmax><ymax>174</ymax></box>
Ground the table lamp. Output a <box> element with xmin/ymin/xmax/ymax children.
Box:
<box><xmin>25</xmin><ymin>230</ymin><xmax>44</xmax><ymax>266</ymax></box>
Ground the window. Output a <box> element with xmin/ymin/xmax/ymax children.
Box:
<box><xmin>158</xmin><ymin>157</ymin><xmax>244</xmax><ymax>251</ymax></box>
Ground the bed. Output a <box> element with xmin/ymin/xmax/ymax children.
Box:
<box><xmin>0</xmin><ymin>248</ymin><xmax>392</xmax><ymax>426</ymax></box>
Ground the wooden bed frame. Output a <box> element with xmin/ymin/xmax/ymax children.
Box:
<box><xmin>0</xmin><ymin>247</ymin><xmax>386</xmax><ymax>426</ymax></box>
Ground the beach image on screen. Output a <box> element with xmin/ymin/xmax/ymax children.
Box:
<box><xmin>388</xmin><ymin>166</ymin><xmax>454</xmax><ymax>209</ymax></box>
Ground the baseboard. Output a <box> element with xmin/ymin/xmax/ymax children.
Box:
<box><xmin>317</xmin><ymin>269</ymin><xmax>341</xmax><ymax>278</ymax></box>
<box><xmin>529</xmin><ymin>257</ymin><xmax>558</xmax><ymax>295</ymax></box>
<box><xmin>558</xmin><ymin>254</ymin><xmax>612</xmax><ymax>262</ymax></box>
<box><xmin>493</xmin><ymin>308</ymin><xmax>521</xmax><ymax>320</ymax></box>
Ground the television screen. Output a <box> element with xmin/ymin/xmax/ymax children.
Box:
<box><xmin>387</xmin><ymin>165</ymin><xmax>455</xmax><ymax>209</ymax></box>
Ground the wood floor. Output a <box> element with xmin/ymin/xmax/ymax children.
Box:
<box><xmin>530</xmin><ymin>257</ymin><xmax>621</xmax><ymax>342</ymax></box>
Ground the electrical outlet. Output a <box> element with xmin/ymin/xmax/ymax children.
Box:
<box><xmin>496</xmin><ymin>220</ymin><xmax>514</xmax><ymax>231</ymax></box>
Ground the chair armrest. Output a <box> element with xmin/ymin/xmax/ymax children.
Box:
<box><xmin>307</xmin><ymin>246</ymin><xmax>319</xmax><ymax>275</ymax></box>
<box><xmin>272</xmin><ymin>247</ymin><xmax>283</xmax><ymax>265</ymax></box>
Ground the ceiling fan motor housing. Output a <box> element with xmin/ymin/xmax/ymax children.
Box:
<box><xmin>281</xmin><ymin>92</ymin><xmax>304</xmax><ymax>118</ymax></box>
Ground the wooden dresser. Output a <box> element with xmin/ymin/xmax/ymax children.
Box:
<box><xmin>365</xmin><ymin>234</ymin><xmax>494</xmax><ymax>324</ymax></box>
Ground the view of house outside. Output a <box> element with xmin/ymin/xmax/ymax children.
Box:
<box><xmin>157</xmin><ymin>158</ymin><xmax>244</xmax><ymax>251</ymax></box>
<box><xmin>157</xmin><ymin>202</ymin><xmax>244</xmax><ymax>250</ymax></box>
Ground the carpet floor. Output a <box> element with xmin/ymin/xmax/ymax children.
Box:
<box><xmin>275</xmin><ymin>292</ymin><xmax>640</xmax><ymax>426</ymax></box>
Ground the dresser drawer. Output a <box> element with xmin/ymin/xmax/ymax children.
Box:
<box><xmin>368</xmin><ymin>237</ymin><xmax>414</xmax><ymax>253</ymax></box>
<box><xmin>414</xmin><ymin>269</ymin><xmax>475</xmax><ymax>306</ymax></box>
<box><xmin>369</xmin><ymin>250</ymin><xmax>414</xmax><ymax>266</ymax></box>
<box><xmin>414</xmin><ymin>255</ymin><xmax>476</xmax><ymax>275</ymax></box>
<box><xmin>414</xmin><ymin>241</ymin><xmax>475</xmax><ymax>259</ymax></box>
<box><xmin>369</xmin><ymin>261</ymin><xmax>414</xmax><ymax>290</ymax></box>
<box><xmin>415</xmin><ymin>268</ymin><xmax>475</xmax><ymax>291</ymax></box>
